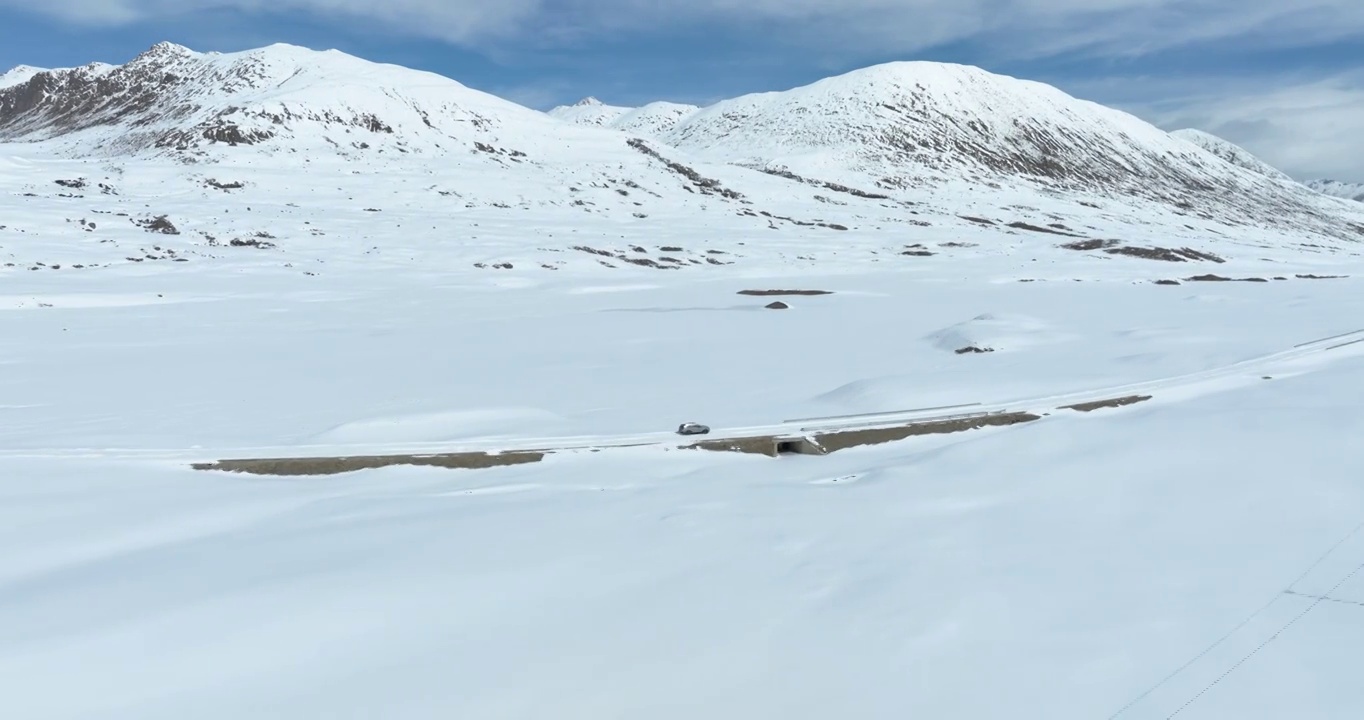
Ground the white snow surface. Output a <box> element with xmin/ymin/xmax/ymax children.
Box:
<box><xmin>3</xmin><ymin>42</ymin><xmax>1364</xmax><ymax>719</ymax></box>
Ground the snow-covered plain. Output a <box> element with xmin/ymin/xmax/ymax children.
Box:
<box><xmin>5</xmin><ymin>195</ymin><xmax>1364</xmax><ymax>719</ymax></box>
<box><xmin>3</xmin><ymin>43</ymin><xmax>1364</xmax><ymax>719</ymax></box>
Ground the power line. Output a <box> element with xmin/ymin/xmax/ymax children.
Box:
<box><xmin>1107</xmin><ymin>519</ymin><xmax>1364</xmax><ymax>719</ymax></box>
<box><xmin>1165</xmin><ymin>558</ymin><xmax>1364</xmax><ymax>718</ymax></box>
<box><xmin>1284</xmin><ymin>590</ymin><xmax>1364</xmax><ymax>610</ymax></box>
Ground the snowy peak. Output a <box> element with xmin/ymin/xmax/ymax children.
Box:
<box><xmin>0</xmin><ymin>65</ymin><xmax>49</xmax><ymax>90</ymax></box>
<box><xmin>657</xmin><ymin>60</ymin><xmax>1179</xmax><ymax>182</ymax></box>
<box><xmin>132</xmin><ymin>41</ymin><xmax>197</xmax><ymax>64</ymax></box>
<box><xmin>548</xmin><ymin>97</ymin><xmax>632</xmax><ymax>127</ymax></box>
<box><xmin>1171</xmin><ymin>129</ymin><xmax>1293</xmax><ymax>182</ymax></box>
<box><xmin>1307</xmin><ymin>179</ymin><xmax>1364</xmax><ymax>202</ymax></box>
<box><xmin>0</xmin><ymin>41</ymin><xmax>550</xmax><ymax>159</ymax></box>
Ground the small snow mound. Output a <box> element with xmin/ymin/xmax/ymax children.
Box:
<box><xmin>812</xmin><ymin>375</ymin><xmax>975</xmax><ymax>412</ymax></box>
<box><xmin>926</xmin><ymin>313</ymin><xmax>1060</xmax><ymax>353</ymax></box>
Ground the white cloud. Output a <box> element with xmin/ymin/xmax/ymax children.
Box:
<box><xmin>6</xmin><ymin>0</ymin><xmax>1364</xmax><ymax>62</ymax></box>
<box><xmin>1171</xmin><ymin>80</ymin><xmax>1364</xmax><ymax>183</ymax></box>
<box><xmin>1076</xmin><ymin>72</ymin><xmax>1364</xmax><ymax>183</ymax></box>
<box><xmin>0</xmin><ymin>0</ymin><xmax>542</xmax><ymax>43</ymax></box>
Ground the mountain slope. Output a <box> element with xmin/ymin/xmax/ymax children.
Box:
<box><xmin>1170</xmin><ymin>128</ymin><xmax>1293</xmax><ymax>182</ymax></box>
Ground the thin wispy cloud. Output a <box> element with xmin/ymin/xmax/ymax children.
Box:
<box><xmin>1144</xmin><ymin>72</ymin><xmax>1364</xmax><ymax>182</ymax></box>
<box><xmin>8</xmin><ymin>0</ymin><xmax>1364</xmax><ymax>60</ymax></box>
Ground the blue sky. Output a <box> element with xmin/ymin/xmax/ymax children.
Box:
<box><xmin>1</xmin><ymin>1</ymin><xmax>1362</xmax><ymax>181</ymax></box>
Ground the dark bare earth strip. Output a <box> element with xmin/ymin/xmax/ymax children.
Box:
<box><xmin>1060</xmin><ymin>395</ymin><xmax>1153</xmax><ymax>412</ymax></box>
<box><xmin>736</xmin><ymin>289</ymin><xmax>834</xmax><ymax>296</ymax></box>
<box><xmin>692</xmin><ymin>412</ymin><xmax>1041</xmax><ymax>457</ymax></box>
<box><xmin>193</xmin><ymin>450</ymin><xmax>547</xmax><ymax>476</ymax></box>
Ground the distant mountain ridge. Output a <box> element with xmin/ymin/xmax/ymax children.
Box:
<box><xmin>4</xmin><ymin>41</ymin><xmax>1364</xmax><ymax>245</ymax></box>
<box><xmin>0</xmin><ymin>42</ymin><xmax>570</xmax><ymax>160</ymax></box>
<box><xmin>552</xmin><ymin>62</ymin><xmax>1362</xmax><ymax>239</ymax></box>
<box><xmin>1307</xmin><ymin>179</ymin><xmax>1364</xmax><ymax>202</ymax></box>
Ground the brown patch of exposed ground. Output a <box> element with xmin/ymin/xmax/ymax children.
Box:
<box><xmin>194</xmin><ymin>450</ymin><xmax>546</xmax><ymax>476</ymax></box>
<box><xmin>1105</xmin><ymin>246</ymin><xmax>1224</xmax><ymax>262</ymax></box>
<box><xmin>1060</xmin><ymin>395</ymin><xmax>1152</xmax><ymax>412</ymax></box>
<box><xmin>1185</xmin><ymin>274</ymin><xmax>1268</xmax><ymax>282</ymax></box>
<box><xmin>202</xmin><ymin>394</ymin><xmax>1157</xmax><ymax>476</ymax></box>
<box><xmin>691</xmin><ymin>412</ymin><xmax>1041</xmax><ymax>456</ymax></box>
<box><xmin>1061</xmin><ymin>239</ymin><xmax>1118</xmax><ymax>251</ymax></box>
<box><xmin>738</xmin><ymin>289</ymin><xmax>833</xmax><ymax>296</ymax></box>
<box><xmin>811</xmin><ymin>413</ymin><xmax>1041</xmax><ymax>452</ymax></box>
<box><xmin>1059</xmin><ymin>239</ymin><xmax>1224</xmax><ymax>262</ymax></box>
<box><xmin>1008</xmin><ymin>221</ymin><xmax>1080</xmax><ymax>236</ymax></box>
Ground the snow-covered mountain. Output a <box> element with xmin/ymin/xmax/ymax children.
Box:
<box><xmin>546</xmin><ymin>62</ymin><xmax>1363</xmax><ymax>240</ymax></box>
<box><xmin>1307</xmin><ymin>179</ymin><xmax>1364</xmax><ymax>202</ymax></box>
<box><xmin>0</xmin><ymin>42</ymin><xmax>606</xmax><ymax>161</ymax></box>
<box><xmin>551</xmin><ymin>98</ymin><xmax>700</xmax><ymax>137</ymax></box>
<box><xmin>3</xmin><ymin>41</ymin><xmax>1364</xmax><ymax>278</ymax></box>
<box><xmin>547</xmin><ymin>96</ymin><xmax>631</xmax><ymax>127</ymax></box>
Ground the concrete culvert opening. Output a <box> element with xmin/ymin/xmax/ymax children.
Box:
<box><xmin>775</xmin><ymin>437</ymin><xmax>827</xmax><ymax>455</ymax></box>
